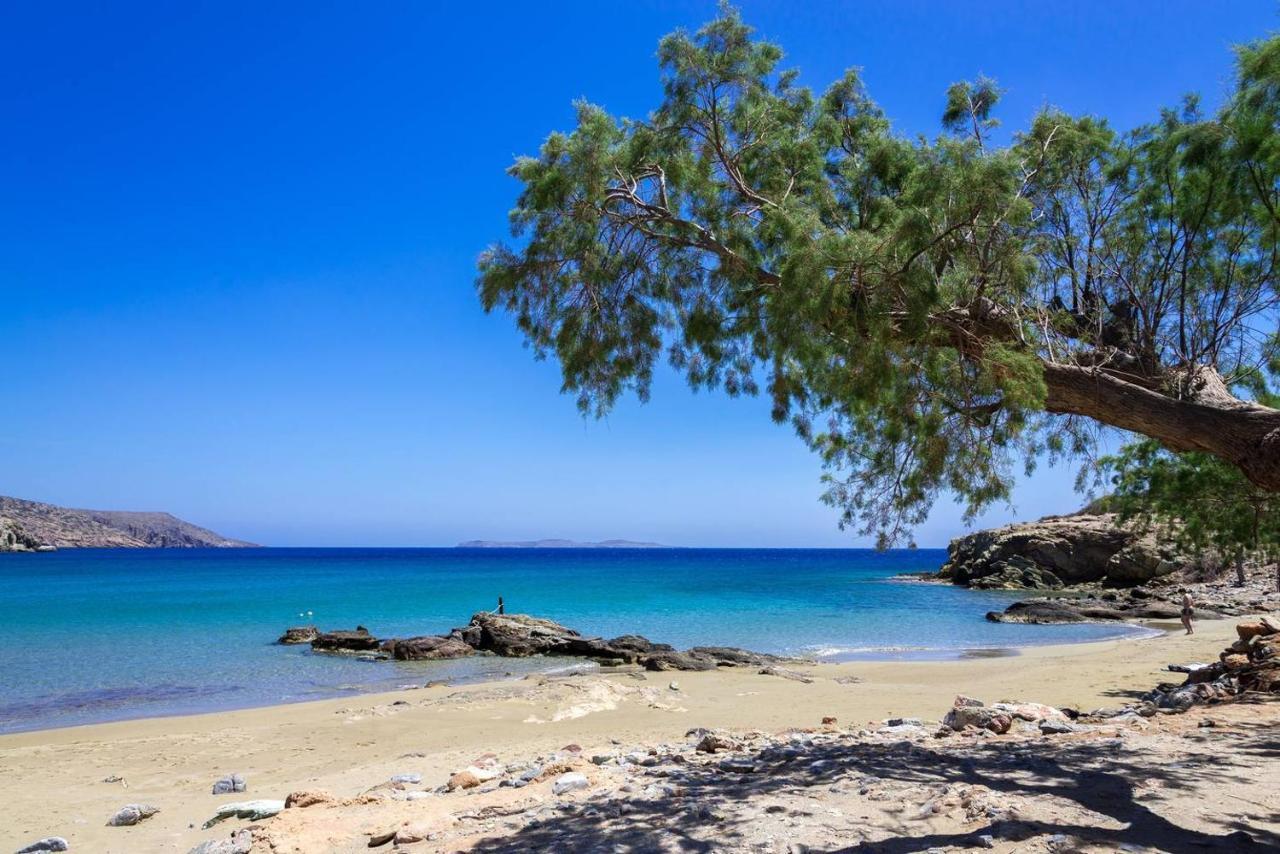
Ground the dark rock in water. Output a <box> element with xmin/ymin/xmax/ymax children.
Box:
<box><xmin>940</xmin><ymin>510</ymin><xmax>1181</xmax><ymax>590</ymax></box>
<box><xmin>277</xmin><ymin>626</ymin><xmax>318</xmax><ymax>645</ymax></box>
<box><xmin>311</xmin><ymin>628</ymin><xmax>380</xmax><ymax>652</ymax></box>
<box><xmin>987</xmin><ymin>596</ymin><xmax>1221</xmax><ymax>624</ymax></box>
<box><xmin>608</xmin><ymin>634</ymin><xmax>675</xmax><ymax>656</ymax></box>
<box><xmin>380</xmin><ymin>635</ymin><xmax>474</xmax><ymax>661</ymax></box>
<box><xmin>462</xmin><ymin>612</ymin><xmax>581</xmax><ymax>657</ymax></box>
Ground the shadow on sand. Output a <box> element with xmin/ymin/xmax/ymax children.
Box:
<box><xmin>471</xmin><ymin>697</ymin><xmax>1279</xmax><ymax>853</ymax></box>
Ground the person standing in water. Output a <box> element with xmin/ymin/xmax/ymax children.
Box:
<box><xmin>1180</xmin><ymin>590</ymin><xmax>1195</xmax><ymax>635</ymax></box>
<box><xmin>497</xmin><ymin>596</ymin><xmax>505</xmax><ymax>615</ymax></box>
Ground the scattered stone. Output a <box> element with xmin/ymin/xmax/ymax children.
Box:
<box><xmin>380</xmin><ymin>635</ymin><xmax>474</xmax><ymax>661</ymax></box>
<box><xmin>284</xmin><ymin>790</ymin><xmax>332</xmax><ymax>808</ymax></box>
<box><xmin>389</xmin><ymin>773</ymin><xmax>421</xmax><ymax>785</ymax></box>
<box><xmin>1038</xmin><ymin>719</ymin><xmax>1078</xmax><ymax>735</ymax></box>
<box><xmin>821</xmin><ymin>716</ymin><xmax>838</xmax><ymax>725</ymax></box>
<box><xmin>107</xmin><ymin>803</ymin><xmax>159</xmax><ymax>826</ymax></box>
<box><xmin>447</xmin><ymin>770</ymin><xmax>481</xmax><ymax>791</ymax></box>
<box><xmin>367</xmin><ymin>830</ymin><xmax>396</xmax><ymax>847</ymax></box>
<box><xmin>394</xmin><ymin>824</ymin><xmax>430</xmax><ymax>844</ymax></box>
<box><xmin>758</xmin><ymin>666</ymin><xmax>814</xmax><ymax>683</ymax></box>
<box><xmin>884</xmin><ymin>717</ymin><xmax>922</xmax><ymax>727</ymax></box>
<box><xmin>551</xmin><ymin>772</ymin><xmax>590</xmax><ymax>795</ymax></box>
<box><xmin>696</xmin><ymin>733</ymin><xmax>740</xmax><ymax>754</ymax></box>
<box><xmin>202</xmin><ymin>799</ymin><xmax>285</xmax><ymax>829</ymax></box>
<box><xmin>187</xmin><ymin>829</ymin><xmax>253</xmax><ymax>854</ymax></box>
<box><xmin>16</xmin><ymin>839</ymin><xmax>69</xmax><ymax>853</ymax></box>
<box><xmin>718</xmin><ymin>757</ymin><xmax>757</xmax><ymax>773</ymax></box>
<box><xmin>211</xmin><ymin>773</ymin><xmax>246</xmax><ymax>795</ymax></box>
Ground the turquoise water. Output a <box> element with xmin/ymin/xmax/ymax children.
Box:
<box><xmin>0</xmin><ymin>548</ymin><xmax>1150</xmax><ymax>733</ymax></box>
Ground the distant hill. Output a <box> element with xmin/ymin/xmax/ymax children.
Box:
<box><xmin>0</xmin><ymin>496</ymin><xmax>256</xmax><ymax>551</ymax></box>
<box><xmin>457</xmin><ymin>538</ymin><xmax>668</xmax><ymax>549</ymax></box>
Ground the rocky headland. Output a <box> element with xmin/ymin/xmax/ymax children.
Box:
<box><xmin>0</xmin><ymin>495</ymin><xmax>255</xmax><ymax>552</ymax></box>
<box><xmin>938</xmin><ymin>508</ymin><xmax>1180</xmax><ymax>590</ymax></box>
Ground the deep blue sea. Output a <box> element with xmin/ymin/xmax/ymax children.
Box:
<box><xmin>0</xmin><ymin>548</ymin><xmax>1151</xmax><ymax>733</ymax></box>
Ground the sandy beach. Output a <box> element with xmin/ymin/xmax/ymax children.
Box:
<box><xmin>4</xmin><ymin>618</ymin><xmax>1274</xmax><ymax>852</ymax></box>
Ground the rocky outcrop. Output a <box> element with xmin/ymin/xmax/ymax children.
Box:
<box><xmin>287</xmin><ymin>612</ymin><xmax>786</xmax><ymax>672</ymax></box>
<box><xmin>0</xmin><ymin>516</ymin><xmax>49</xmax><ymax>552</ymax></box>
<box><xmin>310</xmin><ymin>628</ymin><xmax>380</xmax><ymax>653</ymax></box>
<box><xmin>0</xmin><ymin>495</ymin><xmax>254</xmax><ymax>550</ymax></box>
<box><xmin>277</xmin><ymin>626</ymin><xmax>319</xmax><ymax>645</ymax></box>
<box><xmin>940</xmin><ymin>511</ymin><xmax>1180</xmax><ymax>589</ymax></box>
<box><xmin>380</xmin><ymin>635</ymin><xmax>475</xmax><ymax>661</ymax></box>
<box><xmin>984</xmin><ymin>584</ymin><xmax>1275</xmax><ymax>624</ymax></box>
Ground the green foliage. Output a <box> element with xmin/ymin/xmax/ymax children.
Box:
<box><xmin>1105</xmin><ymin>440</ymin><xmax>1280</xmax><ymax>561</ymax></box>
<box><xmin>478</xmin><ymin>8</ymin><xmax>1280</xmax><ymax>545</ymax></box>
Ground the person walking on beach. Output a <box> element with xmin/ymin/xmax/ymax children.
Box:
<box><xmin>496</xmin><ymin>596</ymin><xmax>505</xmax><ymax>615</ymax></box>
<box><xmin>1180</xmin><ymin>590</ymin><xmax>1195</xmax><ymax>635</ymax></box>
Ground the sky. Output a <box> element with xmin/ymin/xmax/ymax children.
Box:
<box><xmin>1</xmin><ymin>1</ymin><xmax>1275</xmax><ymax>547</ymax></box>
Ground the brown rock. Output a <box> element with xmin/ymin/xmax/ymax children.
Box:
<box><xmin>311</xmin><ymin>629</ymin><xmax>380</xmax><ymax>652</ymax></box>
<box><xmin>447</xmin><ymin>770</ymin><xmax>481</xmax><ymax>791</ymax></box>
<box><xmin>695</xmin><ymin>733</ymin><xmax>740</xmax><ymax>753</ymax></box>
<box><xmin>1222</xmin><ymin>653</ymin><xmax>1251</xmax><ymax>670</ymax></box>
<box><xmin>284</xmin><ymin>790</ymin><xmax>333</xmax><ymax>809</ymax></box>
<box><xmin>1238</xmin><ymin>620</ymin><xmax>1270</xmax><ymax>641</ymax></box>
<box><xmin>394</xmin><ymin>825</ymin><xmax>429</xmax><ymax>844</ymax></box>
<box><xmin>278</xmin><ymin>626</ymin><xmax>319</xmax><ymax>645</ymax></box>
<box><xmin>821</xmin><ymin>716</ymin><xmax>838</xmax><ymax>725</ymax></box>
<box><xmin>380</xmin><ymin>635</ymin><xmax>474</xmax><ymax>661</ymax></box>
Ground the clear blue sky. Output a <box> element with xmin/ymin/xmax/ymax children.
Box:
<box><xmin>2</xmin><ymin>1</ymin><xmax>1274</xmax><ymax>547</ymax></box>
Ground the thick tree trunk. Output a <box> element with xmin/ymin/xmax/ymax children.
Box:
<box><xmin>1041</xmin><ymin>362</ymin><xmax>1280</xmax><ymax>491</ymax></box>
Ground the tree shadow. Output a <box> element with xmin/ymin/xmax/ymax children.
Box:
<box><xmin>469</xmin><ymin>709</ymin><xmax>1280</xmax><ymax>853</ymax></box>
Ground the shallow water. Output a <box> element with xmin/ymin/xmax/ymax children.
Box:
<box><xmin>0</xmin><ymin>548</ymin><xmax>1152</xmax><ymax>732</ymax></box>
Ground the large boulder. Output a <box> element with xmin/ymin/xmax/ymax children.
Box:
<box><xmin>380</xmin><ymin>635</ymin><xmax>475</xmax><ymax>661</ymax></box>
<box><xmin>941</xmin><ymin>511</ymin><xmax>1180</xmax><ymax>589</ymax></box>
<box><xmin>277</xmin><ymin>626</ymin><xmax>318</xmax><ymax>645</ymax></box>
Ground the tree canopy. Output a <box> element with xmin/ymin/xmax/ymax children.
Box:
<box><xmin>478</xmin><ymin>10</ymin><xmax>1280</xmax><ymax>545</ymax></box>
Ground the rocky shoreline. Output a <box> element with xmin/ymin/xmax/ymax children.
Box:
<box><xmin>156</xmin><ymin>617</ymin><xmax>1280</xmax><ymax>852</ymax></box>
<box><xmin>279</xmin><ymin>611</ymin><xmax>792</xmax><ymax>673</ymax></box>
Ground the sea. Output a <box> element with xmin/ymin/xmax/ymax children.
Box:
<box><xmin>0</xmin><ymin>547</ymin><xmax>1155</xmax><ymax>733</ymax></box>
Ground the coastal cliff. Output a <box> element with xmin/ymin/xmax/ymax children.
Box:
<box><xmin>939</xmin><ymin>508</ymin><xmax>1181</xmax><ymax>589</ymax></box>
<box><xmin>0</xmin><ymin>496</ymin><xmax>255</xmax><ymax>551</ymax></box>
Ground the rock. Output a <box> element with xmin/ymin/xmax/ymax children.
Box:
<box><xmin>367</xmin><ymin>830</ymin><xmax>396</xmax><ymax>847</ymax></box>
<box><xmin>107</xmin><ymin>804</ymin><xmax>159</xmax><ymax>826</ymax></box>
<box><xmin>1237</xmin><ymin>619</ymin><xmax>1274</xmax><ymax>641</ymax></box>
<box><xmin>211</xmin><ymin>773</ymin><xmax>246</xmax><ymax>795</ymax></box>
<box><xmin>687</xmin><ymin>646</ymin><xmax>780</xmax><ymax>666</ymax></box>
<box><xmin>942</xmin><ymin>699</ymin><xmax>1012</xmax><ymax>734</ymax></box>
<box><xmin>277</xmin><ymin>626</ymin><xmax>318</xmax><ymax>644</ymax></box>
<box><xmin>202</xmin><ymin>800</ymin><xmax>285</xmax><ymax>829</ymax></box>
<box><xmin>885</xmin><ymin>717</ymin><xmax>922</xmax><ymax>727</ymax></box>
<box><xmin>986</xmin><ymin>596</ymin><xmax>1214</xmax><ymax>625</ymax></box>
<box><xmin>447</xmin><ymin>770</ymin><xmax>481</xmax><ymax>791</ymax></box>
<box><xmin>1038</xmin><ymin>719</ymin><xmax>1078</xmax><ymax>735</ymax></box>
<box><xmin>695</xmin><ymin>733</ymin><xmax>740</xmax><ymax>753</ymax></box>
<box><xmin>758</xmin><ymin>666</ymin><xmax>814</xmax><ymax>683</ymax></box>
<box><xmin>991</xmin><ymin>702</ymin><xmax>1066</xmax><ymax>723</ymax></box>
<box><xmin>187</xmin><ymin>830</ymin><xmax>253</xmax><ymax>854</ymax></box>
<box><xmin>718</xmin><ymin>757</ymin><xmax>757</xmax><ymax>773</ymax></box>
<box><xmin>642</xmin><ymin>651</ymin><xmax>717</xmax><ymax>671</ymax></box>
<box><xmin>551</xmin><ymin>772</ymin><xmax>590</xmax><ymax>795</ymax></box>
<box><xmin>939</xmin><ymin>510</ymin><xmax>1180</xmax><ymax>589</ymax></box>
<box><xmin>457</xmin><ymin>612</ymin><xmax>583</xmax><ymax>657</ymax></box>
<box><xmin>380</xmin><ymin>635</ymin><xmax>474</xmax><ymax>661</ymax></box>
<box><xmin>394</xmin><ymin>825</ymin><xmax>430</xmax><ymax>844</ymax></box>
<box><xmin>284</xmin><ymin>790</ymin><xmax>333</xmax><ymax>808</ymax></box>
<box><xmin>15</xmin><ymin>839</ymin><xmax>69</xmax><ymax>853</ymax></box>
<box><xmin>389</xmin><ymin>773</ymin><xmax>421</xmax><ymax>785</ymax></box>
<box><xmin>821</xmin><ymin>716</ymin><xmax>838</xmax><ymax>725</ymax></box>
<box><xmin>310</xmin><ymin>628</ymin><xmax>380</xmax><ymax>652</ymax></box>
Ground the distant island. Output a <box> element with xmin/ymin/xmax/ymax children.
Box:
<box><xmin>0</xmin><ymin>495</ymin><xmax>256</xmax><ymax>552</ymax></box>
<box><xmin>457</xmin><ymin>538</ymin><xmax>669</xmax><ymax>549</ymax></box>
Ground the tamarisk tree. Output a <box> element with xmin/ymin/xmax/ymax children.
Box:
<box><xmin>478</xmin><ymin>11</ymin><xmax>1280</xmax><ymax>545</ymax></box>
